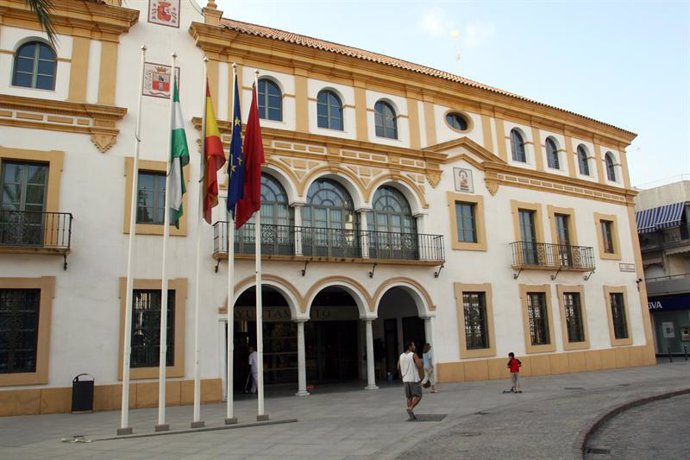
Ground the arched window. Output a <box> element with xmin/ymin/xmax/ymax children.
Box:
<box><xmin>12</xmin><ymin>41</ymin><xmax>56</xmax><ymax>90</ymax></box>
<box><xmin>302</xmin><ymin>179</ymin><xmax>358</xmax><ymax>257</ymax></box>
<box><xmin>317</xmin><ymin>90</ymin><xmax>343</xmax><ymax>130</ymax></box>
<box><xmin>369</xmin><ymin>186</ymin><xmax>418</xmax><ymax>259</ymax></box>
<box><xmin>260</xmin><ymin>173</ymin><xmax>293</xmax><ymax>227</ymax></box>
<box><xmin>510</xmin><ymin>129</ymin><xmax>526</xmax><ymax>162</ymax></box>
<box><xmin>546</xmin><ymin>137</ymin><xmax>560</xmax><ymax>169</ymax></box>
<box><xmin>258</xmin><ymin>78</ymin><xmax>282</xmax><ymax>121</ymax></box>
<box><xmin>605</xmin><ymin>152</ymin><xmax>617</xmax><ymax>182</ymax></box>
<box><xmin>577</xmin><ymin>145</ymin><xmax>590</xmax><ymax>176</ymax></box>
<box><xmin>374</xmin><ymin>100</ymin><xmax>397</xmax><ymax>139</ymax></box>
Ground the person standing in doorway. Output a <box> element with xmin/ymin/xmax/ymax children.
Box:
<box><xmin>248</xmin><ymin>346</ymin><xmax>258</xmax><ymax>394</ymax></box>
<box><xmin>397</xmin><ymin>341</ymin><xmax>424</xmax><ymax>421</ymax></box>
<box><xmin>421</xmin><ymin>343</ymin><xmax>438</xmax><ymax>393</ymax></box>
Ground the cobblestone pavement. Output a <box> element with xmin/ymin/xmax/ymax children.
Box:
<box><xmin>584</xmin><ymin>393</ymin><xmax>690</xmax><ymax>459</ymax></box>
<box><xmin>0</xmin><ymin>360</ymin><xmax>688</xmax><ymax>460</ymax></box>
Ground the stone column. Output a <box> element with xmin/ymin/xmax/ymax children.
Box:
<box><xmin>292</xmin><ymin>203</ymin><xmax>304</xmax><ymax>256</ymax></box>
<box><xmin>295</xmin><ymin>319</ymin><xmax>310</xmax><ymax>396</ymax></box>
<box><xmin>365</xmin><ymin>318</ymin><xmax>378</xmax><ymax>390</ymax></box>
<box><xmin>359</xmin><ymin>208</ymin><xmax>370</xmax><ymax>259</ymax></box>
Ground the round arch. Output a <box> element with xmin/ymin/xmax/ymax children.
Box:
<box><xmin>300</xmin><ymin>168</ymin><xmax>366</xmax><ymax>209</ymax></box>
<box><xmin>304</xmin><ymin>276</ymin><xmax>373</xmax><ymax>318</ymax></box>
<box><xmin>365</xmin><ymin>176</ymin><xmax>427</xmax><ymax>214</ymax></box>
<box><xmin>231</xmin><ymin>274</ymin><xmax>304</xmax><ymax>320</ymax></box>
<box><xmin>261</xmin><ymin>165</ymin><xmax>300</xmax><ymax>205</ymax></box>
<box><xmin>373</xmin><ymin>277</ymin><xmax>435</xmax><ymax>318</ymax></box>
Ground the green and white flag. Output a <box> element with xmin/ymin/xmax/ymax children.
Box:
<box><xmin>170</xmin><ymin>77</ymin><xmax>190</xmax><ymax>229</ymax></box>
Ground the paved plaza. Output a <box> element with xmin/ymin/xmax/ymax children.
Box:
<box><xmin>1</xmin><ymin>360</ymin><xmax>688</xmax><ymax>459</ymax></box>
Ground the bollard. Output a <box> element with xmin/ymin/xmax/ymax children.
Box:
<box><xmin>668</xmin><ymin>347</ymin><xmax>672</xmax><ymax>363</ymax></box>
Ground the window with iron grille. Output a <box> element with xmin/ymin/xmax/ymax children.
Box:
<box><xmin>527</xmin><ymin>292</ymin><xmax>550</xmax><ymax>345</ymax></box>
<box><xmin>609</xmin><ymin>293</ymin><xmax>628</xmax><ymax>339</ymax></box>
<box><xmin>563</xmin><ymin>292</ymin><xmax>585</xmax><ymax>342</ymax></box>
<box><xmin>0</xmin><ymin>289</ymin><xmax>40</xmax><ymax>374</ymax></box>
<box><xmin>130</xmin><ymin>289</ymin><xmax>175</xmax><ymax>368</ymax></box>
<box><xmin>463</xmin><ymin>292</ymin><xmax>489</xmax><ymax>349</ymax></box>
<box><xmin>455</xmin><ymin>202</ymin><xmax>477</xmax><ymax>243</ymax></box>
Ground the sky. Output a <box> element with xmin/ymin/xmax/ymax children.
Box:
<box><xmin>213</xmin><ymin>0</ymin><xmax>690</xmax><ymax>188</ymax></box>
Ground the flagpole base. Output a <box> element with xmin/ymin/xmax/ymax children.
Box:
<box><xmin>257</xmin><ymin>414</ymin><xmax>269</xmax><ymax>422</ymax></box>
<box><xmin>191</xmin><ymin>421</ymin><xmax>205</xmax><ymax>428</ymax></box>
<box><xmin>116</xmin><ymin>427</ymin><xmax>133</xmax><ymax>436</ymax></box>
<box><xmin>154</xmin><ymin>424</ymin><xmax>170</xmax><ymax>432</ymax></box>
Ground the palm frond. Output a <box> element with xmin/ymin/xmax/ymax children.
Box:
<box><xmin>25</xmin><ymin>0</ymin><xmax>58</xmax><ymax>47</ymax></box>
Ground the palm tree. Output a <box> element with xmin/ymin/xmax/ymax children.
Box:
<box><xmin>25</xmin><ymin>0</ymin><xmax>57</xmax><ymax>46</ymax></box>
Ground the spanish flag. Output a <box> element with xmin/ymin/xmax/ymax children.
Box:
<box><xmin>203</xmin><ymin>82</ymin><xmax>226</xmax><ymax>224</ymax></box>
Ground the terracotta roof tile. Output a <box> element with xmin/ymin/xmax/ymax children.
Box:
<box><xmin>220</xmin><ymin>17</ymin><xmax>634</xmax><ymax>137</ymax></box>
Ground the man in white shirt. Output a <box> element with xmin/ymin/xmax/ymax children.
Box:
<box><xmin>248</xmin><ymin>346</ymin><xmax>258</xmax><ymax>394</ymax></box>
<box><xmin>397</xmin><ymin>341</ymin><xmax>424</xmax><ymax>421</ymax></box>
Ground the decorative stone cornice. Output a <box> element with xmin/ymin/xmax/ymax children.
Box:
<box><xmin>0</xmin><ymin>94</ymin><xmax>127</xmax><ymax>152</ymax></box>
<box><xmin>0</xmin><ymin>0</ymin><xmax>139</xmax><ymax>42</ymax></box>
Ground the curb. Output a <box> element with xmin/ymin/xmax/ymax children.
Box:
<box><xmin>575</xmin><ymin>387</ymin><xmax>690</xmax><ymax>458</ymax></box>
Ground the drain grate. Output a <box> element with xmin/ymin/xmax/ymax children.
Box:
<box><xmin>586</xmin><ymin>447</ymin><xmax>611</xmax><ymax>454</ymax></box>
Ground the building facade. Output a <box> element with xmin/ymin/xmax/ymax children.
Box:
<box><xmin>636</xmin><ymin>180</ymin><xmax>690</xmax><ymax>356</ymax></box>
<box><xmin>0</xmin><ymin>0</ymin><xmax>655</xmax><ymax>416</ymax></box>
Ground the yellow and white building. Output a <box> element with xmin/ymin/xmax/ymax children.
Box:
<box><xmin>0</xmin><ymin>0</ymin><xmax>655</xmax><ymax>416</ymax></box>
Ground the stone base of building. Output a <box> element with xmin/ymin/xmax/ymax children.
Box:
<box><xmin>437</xmin><ymin>345</ymin><xmax>657</xmax><ymax>382</ymax></box>
<box><xmin>0</xmin><ymin>378</ymin><xmax>222</xmax><ymax>417</ymax></box>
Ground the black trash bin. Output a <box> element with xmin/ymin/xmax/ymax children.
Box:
<box><xmin>71</xmin><ymin>374</ymin><xmax>94</xmax><ymax>413</ymax></box>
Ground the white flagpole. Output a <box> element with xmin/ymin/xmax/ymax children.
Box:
<box><xmin>118</xmin><ymin>45</ymin><xmax>146</xmax><ymax>436</ymax></box>
<box><xmin>155</xmin><ymin>52</ymin><xmax>177</xmax><ymax>433</ymax></box>
<box><xmin>225</xmin><ymin>63</ymin><xmax>238</xmax><ymax>425</ymax></box>
<box><xmin>191</xmin><ymin>57</ymin><xmax>208</xmax><ymax>428</ymax></box>
<box><xmin>254</xmin><ymin>69</ymin><xmax>267</xmax><ymax>421</ymax></box>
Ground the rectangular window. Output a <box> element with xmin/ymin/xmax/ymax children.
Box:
<box><xmin>601</xmin><ymin>220</ymin><xmax>615</xmax><ymax>254</ymax></box>
<box><xmin>455</xmin><ymin>202</ymin><xmax>477</xmax><ymax>243</ymax></box>
<box><xmin>0</xmin><ymin>288</ymin><xmax>40</xmax><ymax>374</ymax></box>
<box><xmin>131</xmin><ymin>289</ymin><xmax>175</xmax><ymax>368</ymax></box>
<box><xmin>563</xmin><ymin>292</ymin><xmax>585</xmax><ymax>342</ymax></box>
<box><xmin>1</xmin><ymin>161</ymin><xmax>48</xmax><ymax>246</ymax></box>
<box><xmin>527</xmin><ymin>292</ymin><xmax>550</xmax><ymax>345</ymax></box>
<box><xmin>519</xmin><ymin>209</ymin><xmax>538</xmax><ymax>264</ymax></box>
<box><xmin>136</xmin><ymin>172</ymin><xmax>171</xmax><ymax>225</ymax></box>
<box><xmin>610</xmin><ymin>292</ymin><xmax>629</xmax><ymax>340</ymax></box>
<box><xmin>462</xmin><ymin>292</ymin><xmax>489</xmax><ymax>349</ymax></box>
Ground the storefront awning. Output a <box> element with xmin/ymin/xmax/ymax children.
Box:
<box><xmin>636</xmin><ymin>202</ymin><xmax>686</xmax><ymax>234</ymax></box>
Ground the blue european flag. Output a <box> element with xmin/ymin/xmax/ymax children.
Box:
<box><xmin>227</xmin><ymin>77</ymin><xmax>244</xmax><ymax>217</ymax></box>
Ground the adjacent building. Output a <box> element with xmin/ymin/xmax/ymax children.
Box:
<box><xmin>0</xmin><ymin>0</ymin><xmax>655</xmax><ymax>416</ymax></box>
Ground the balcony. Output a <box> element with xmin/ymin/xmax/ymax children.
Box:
<box><xmin>0</xmin><ymin>210</ymin><xmax>73</xmax><ymax>268</ymax></box>
<box><xmin>212</xmin><ymin>222</ymin><xmax>445</xmax><ymax>265</ymax></box>
<box><xmin>510</xmin><ymin>241</ymin><xmax>595</xmax><ymax>277</ymax></box>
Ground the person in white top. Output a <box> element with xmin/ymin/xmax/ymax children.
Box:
<box><xmin>248</xmin><ymin>346</ymin><xmax>258</xmax><ymax>394</ymax></box>
<box><xmin>421</xmin><ymin>343</ymin><xmax>438</xmax><ymax>393</ymax></box>
<box><xmin>397</xmin><ymin>341</ymin><xmax>424</xmax><ymax>421</ymax></box>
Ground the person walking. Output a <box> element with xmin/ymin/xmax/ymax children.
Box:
<box><xmin>421</xmin><ymin>343</ymin><xmax>438</xmax><ymax>393</ymax></box>
<box><xmin>248</xmin><ymin>346</ymin><xmax>258</xmax><ymax>394</ymax></box>
<box><xmin>397</xmin><ymin>341</ymin><xmax>424</xmax><ymax>421</ymax></box>
<box><xmin>507</xmin><ymin>352</ymin><xmax>522</xmax><ymax>393</ymax></box>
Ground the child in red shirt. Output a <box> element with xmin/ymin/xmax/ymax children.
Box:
<box><xmin>507</xmin><ymin>352</ymin><xmax>522</xmax><ymax>393</ymax></box>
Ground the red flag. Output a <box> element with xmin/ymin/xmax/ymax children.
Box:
<box><xmin>203</xmin><ymin>82</ymin><xmax>226</xmax><ymax>224</ymax></box>
<box><xmin>236</xmin><ymin>85</ymin><xmax>265</xmax><ymax>229</ymax></box>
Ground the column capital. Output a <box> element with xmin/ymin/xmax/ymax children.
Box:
<box><xmin>357</xmin><ymin>207</ymin><xmax>373</xmax><ymax>213</ymax></box>
<box><xmin>290</xmin><ymin>201</ymin><xmax>306</xmax><ymax>208</ymax></box>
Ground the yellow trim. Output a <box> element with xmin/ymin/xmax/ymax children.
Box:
<box><xmin>555</xmin><ymin>284</ymin><xmax>591</xmax><ymax>350</ymax></box>
<box><xmin>123</xmin><ymin>158</ymin><xmax>189</xmax><ymax>236</ymax></box>
<box><xmin>593</xmin><ymin>142</ymin><xmax>605</xmax><ymax>185</ymax></box>
<box><xmin>447</xmin><ymin>192</ymin><xmax>487</xmax><ymax>251</ymax></box>
<box><xmin>294</xmin><ymin>73</ymin><xmax>308</xmax><ymax>133</ymax></box>
<box><xmin>603</xmin><ymin>285</ymin><xmax>633</xmax><ymax>346</ymax></box>
<box><xmin>407</xmin><ymin>96</ymin><xmax>421</xmax><ymax>150</ymax></box>
<box><xmin>67</xmin><ymin>36</ymin><xmax>90</xmax><ymax>102</ymax></box>
<box><xmin>594</xmin><ymin>212</ymin><xmax>621</xmax><ymax>260</ymax></box>
<box><xmin>97</xmin><ymin>41</ymin><xmax>118</xmax><ymax>106</ymax></box>
<box><xmin>118</xmin><ymin>278</ymin><xmax>188</xmax><ymax>380</ymax></box>
<box><xmin>454</xmin><ymin>283</ymin><xmax>496</xmax><ymax>358</ymax></box>
<box><xmin>353</xmin><ymin>82</ymin><xmax>368</xmax><ymax>141</ymax></box>
<box><xmin>494</xmin><ymin>118</ymin><xmax>508</xmax><ymax>161</ymax></box>
<box><xmin>564</xmin><ymin>135</ymin><xmax>577</xmax><ymax>178</ymax></box>
<box><xmin>531</xmin><ymin>127</ymin><xmax>544</xmax><ymax>171</ymax></box>
<box><xmin>423</xmin><ymin>98</ymin><xmax>436</xmax><ymax>146</ymax></box>
<box><xmin>547</xmin><ymin>205</ymin><xmax>579</xmax><ymax>246</ymax></box>
<box><xmin>626</xmin><ymin>204</ymin><xmax>654</xmax><ymax>347</ymax></box>
<box><xmin>519</xmin><ymin>284</ymin><xmax>557</xmax><ymax>354</ymax></box>
<box><xmin>0</xmin><ymin>277</ymin><xmax>55</xmax><ymax>386</ymax></box>
<box><xmin>481</xmin><ymin>114</ymin><xmax>494</xmax><ymax>153</ymax></box>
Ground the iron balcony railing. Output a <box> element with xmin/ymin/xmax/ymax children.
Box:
<box><xmin>0</xmin><ymin>210</ymin><xmax>73</xmax><ymax>251</ymax></box>
<box><xmin>213</xmin><ymin>222</ymin><xmax>445</xmax><ymax>262</ymax></box>
<box><xmin>510</xmin><ymin>241</ymin><xmax>595</xmax><ymax>271</ymax></box>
